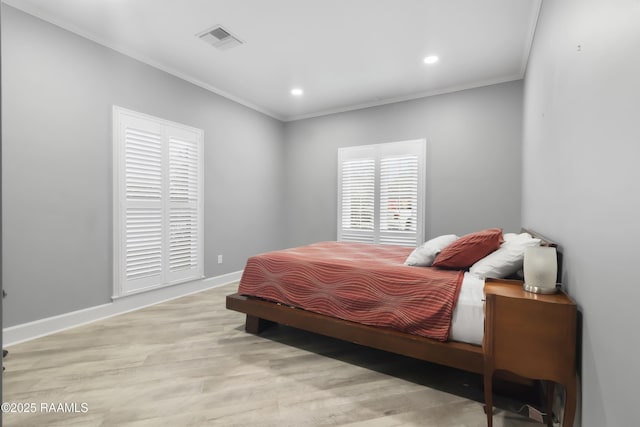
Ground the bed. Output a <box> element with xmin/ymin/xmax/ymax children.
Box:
<box><xmin>226</xmin><ymin>228</ymin><xmax>558</xmax><ymax>376</ymax></box>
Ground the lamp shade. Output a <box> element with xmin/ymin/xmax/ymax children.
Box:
<box><xmin>523</xmin><ymin>246</ymin><xmax>558</xmax><ymax>294</ymax></box>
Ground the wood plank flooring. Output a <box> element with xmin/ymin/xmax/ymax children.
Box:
<box><xmin>3</xmin><ymin>283</ymin><xmax>540</xmax><ymax>426</ymax></box>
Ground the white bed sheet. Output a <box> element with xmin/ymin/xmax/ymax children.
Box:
<box><xmin>449</xmin><ymin>272</ymin><xmax>485</xmax><ymax>345</ymax></box>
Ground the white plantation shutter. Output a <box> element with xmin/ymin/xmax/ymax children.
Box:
<box><xmin>122</xmin><ymin>120</ymin><xmax>164</xmax><ymax>291</ymax></box>
<box><xmin>167</xmin><ymin>132</ymin><xmax>200</xmax><ymax>282</ymax></box>
<box><xmin>338</xmin><ymin>140</ymin><xmax>425</xmax><ymax>246</ymax></box>
<box><xmin>125</xmin><ymin>207</ymin><xmax>162</xmax><ymax>283</ymax></box>
<box><xmin>379</xmin><ymin>154</ymin><xmax>419</xmax><ymax>246</ymax></box>
<box><xmin>338</xmin><ymin>156</ymin><xmax>376</xmax><ymax>243</ymax></box>
<box><xmin>114</xmin><ymin>107</ymin><xmax>203</xmax><ymax>297</ymax></box>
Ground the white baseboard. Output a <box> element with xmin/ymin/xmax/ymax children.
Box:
<box><xmin>3</xmin><ymin>271</ymin><xmax>242</xmax><ymax>347</ymax></box>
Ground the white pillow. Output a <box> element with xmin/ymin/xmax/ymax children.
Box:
<box><xmin>469</xmin><ymin>233</ymin><xmax>541</xmax><ymax>279</ymax></box>
<box><xmin>405</xmin><ymin>234</ymin><xmax>459</xmax><ymax>267</ymax></box>
<box><xmin>502</xmin><ymin>233</ymin><xmax>519</xmax><ymax>243</ymax></box>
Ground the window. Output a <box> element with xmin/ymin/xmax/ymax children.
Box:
<box><xmin>113</xmin><ymin>107</ymin><xmax>203</xmax><ymax>297</ymax></box>
<box><xmin>338</xmin><ymin>139</ymin><xmax>426</xmax><ymax>246</ymax></box>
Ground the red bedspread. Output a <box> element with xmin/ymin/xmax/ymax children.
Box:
<box><xmin>238</xmin><ymin>242</ymin><xmax>464</xmax><ymax>341</ymax></box>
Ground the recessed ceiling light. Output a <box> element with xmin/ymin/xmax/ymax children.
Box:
<box><xmin>291</xmin><ymin>88</ymin><xmax>304</xmax><ymax>96</ymax></box>
<box><xmin>423</xmin><ymin>55</ymin><xmax>439</xmax><ymax>65</ymax></box>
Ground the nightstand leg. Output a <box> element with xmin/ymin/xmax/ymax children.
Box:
<box><xmin>546</xmin><ymin>381</ymin><xmax>554</xmax><ymax>427</ymax></box>
<box><xmin>483</xmin><ymin>370</ymin><xmax>493</xmax><ymax>427</ymax></box>
<box><xmin>562</xmin><ymin>375</ymin><xmax>577</xmax><ymax>427</ymax></box>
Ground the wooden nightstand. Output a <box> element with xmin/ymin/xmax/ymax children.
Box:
<box><xmin>483</xmin><ymin>278</ymin><xmax>577</xmax><ymax>427</ymax></box>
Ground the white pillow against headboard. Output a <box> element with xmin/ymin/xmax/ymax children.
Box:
<box><xmin>469</xmin><ymin>232</ymin><xmax>541</xmax><ymax>279</ymax></box>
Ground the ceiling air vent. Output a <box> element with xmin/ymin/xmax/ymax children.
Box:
<box><xmin>197</xmin><ymin>25</ymin><xmax>243</xmax><ymax>50</ymax></box>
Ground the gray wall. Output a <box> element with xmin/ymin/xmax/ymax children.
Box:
<box><xmin>283</xmin><ymin>80</ymin><xmax>524</xmax><ymax>247</ymax></box>
<box><xmin>522</xmin><ymin>0</ymin><xmax>640</xmax><ymax>425</ymax></box>
<box><xmin>2</xmin><ymin>6</ymin><xmax>286</xmax><ymax>327</ymax></box>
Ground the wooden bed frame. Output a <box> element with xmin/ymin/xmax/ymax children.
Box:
<box><xmin>225</xmin><ymin>229</ymin><xmax>558</xmax><ymax>376</ymax></box>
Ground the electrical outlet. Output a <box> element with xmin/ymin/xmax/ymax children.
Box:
<box><xmin>217</xmin><ymin>254</ymin><xmax>223</xmax><ymax>264</ymax></box>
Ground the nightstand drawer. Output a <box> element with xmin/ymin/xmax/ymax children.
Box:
<box><xmin>489</xmin><ymin>294</ymin><xmax>576</xmax><ymax>380</ymax></box>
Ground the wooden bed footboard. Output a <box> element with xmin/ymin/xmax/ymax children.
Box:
<box><xmin>226</xmin><ymin>292</ymin><xmax>484</xmax><ymax>374</ymax></box>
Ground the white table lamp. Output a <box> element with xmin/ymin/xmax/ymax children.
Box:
<box><xmin>523</xmin><ymin>246</ymin><xmax>558</xmax><ymax>294</ymax></box>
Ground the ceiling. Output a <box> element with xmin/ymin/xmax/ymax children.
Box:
<box><xmin>3</xmin><ymin>0</ymin><xmax>542</xmax><ymax>121</ymax></box>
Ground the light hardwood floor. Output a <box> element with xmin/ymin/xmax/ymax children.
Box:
<box><xmin>3</xmin><ymin>283</ymin><xmax>540</xmax><ymax>426</ymax></box>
